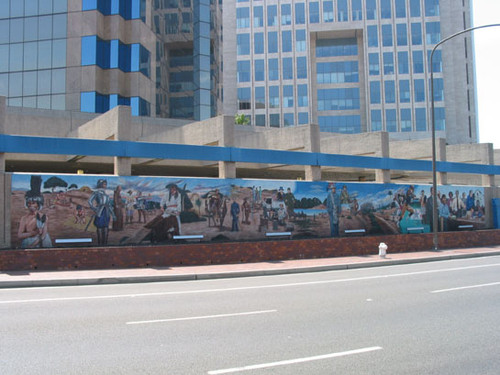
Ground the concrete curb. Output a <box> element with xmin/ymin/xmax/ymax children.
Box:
<box><xmin>2</xmin><ymin>250</ymin><xmax>500</xmax><ymax>289</ymax></box>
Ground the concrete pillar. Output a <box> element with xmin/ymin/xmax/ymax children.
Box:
<box><xmin>481</xmin><ymin>143</ymin><xmax>495</xmax><ymax>187</ymax></box>
<box><xmin>304</xmin><ymin>124</ymin><xmax>321</xmax><ymax>181</ymax></box>
<box><xmin>437</xmin><ymin>138</ymin><xmax>447</xmax><ymax>185</ymax></box>
<box><xmin>218</xmin><ymin>116</ymin><xmax>236</xmax><ymax>178</ymax></box>
<box><xmin>0</xmin><ymin>96</ymin><xmax>8</xmax><ymax>248</ymax></box>
<box><xmin>113</xmin><ymin>106</ymin><xmax>132</xmax><ymax>176</ymax></box>
<box><xmin>375</xmin><ymin>132</ymin><xmax>390</xmax><ymax>183</ymax></box>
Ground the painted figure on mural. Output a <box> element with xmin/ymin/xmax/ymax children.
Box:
<box><xmin>125</xmin><ymin>190</ymin><xmax>135</xmax><ymax>224</ymax></box>
<box><xmin>88</xmin><ymin>179</ymin><xmax>116</xmax><ymax>245</ymax></box>
<box><xmin>284</xmin><ymin>187</ymin><xmax>296</xmax><ymax>219</ymax></box>
<box><xmin>326</xmin><ymin>182</ymin><xmax>340</xmax><ymax>237</ymax></box>
<box><xmin>230</xmin><ymin>199</ymin><xmax>240</xmax><ymax>232</ymax></box>
<box><xmin>135</xmin><ymin>191</ymin><xmax>147</xmax><ymax>223</ymax></box>
<box><xmin>17</xmin><ymin>175</ymin><xmax>52</xmax><ymax>248</ymax></box>
<box><xmin>161</xmin><ymin>184</ymin><xmax>182</xmax><ymax>235</ymax></box>
<box><xmin>400</xmin><ymin>185</ymin><xmax>416</xmax><ymax>220</ymax></box>
<box><xmin>242</xmin><ymin>198</ymin><xmax>251</xmax><ymax>224</ymax></box>
<box><xmin>112</xmin><ymin>185</ymin><xmax>124</xmax><ymax>230</ymax></box>
<box><xmin>74</xmin><ymin>204</ymin><xmax>86</xmax><ymax>225</ymax></box>
<box><xmin>438</xmin><ymin>194</ymin><xmax>450</xmax><ymax>232</ymax></box>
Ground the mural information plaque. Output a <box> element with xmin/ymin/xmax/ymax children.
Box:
<box><xmin>10</xmin><ymin>173</ymin><xmax>487</xmax><ymax>249</ymax></box>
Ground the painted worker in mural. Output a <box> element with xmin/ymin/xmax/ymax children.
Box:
<box><xmin>112</xmin><ymin>185</ymin><xmax>124</xmax><ymax>231</ymax></box>
<box><xmin>88</xmin><ymin>179</ymin><xmax>116</xmax><ymax>245</ymax></box>
<box><xmin>17</xmin><ymin>175</ymin><xmax>52</xmax><ymax>248</ymax></box>
<box><xmin>284</xmin><ymin>187</ymin><xmax>296</xmax><ymax>219</ymax></box>
<box><xmin>326</xmin><ymin>182</ymin><xmax>340</xmax><ymax>237</ymax></box>
<box><xmin>161</xmin><ymin>183</ymin><xmax>182</xmax><ymax>234</ymax></box>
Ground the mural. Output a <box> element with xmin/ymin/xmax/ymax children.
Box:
<box><xmin>10</xmin><ymin>173</ymin><xmax>488</xmax><ymax>249</ymax></box>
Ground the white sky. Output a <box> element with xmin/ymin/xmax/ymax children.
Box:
<box><xmin>472</xmin><ymin>0</ymin><xmax>500</xmax><ymax>148</ymax></box>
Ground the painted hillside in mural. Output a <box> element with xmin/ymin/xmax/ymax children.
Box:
<box><xmin>10</xmin><ymin>173</ymin><xmax>487</xmax><ymax>249</ymax></box>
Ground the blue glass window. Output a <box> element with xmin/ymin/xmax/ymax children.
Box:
<box><xmin>255</xmin><ymin>114</ymin><xmax>266</xmax><ymax>127</ymax></box>
<box><xmin>411</xmin><ymin>23</ymin><xmax>422</xmax><ymax>45</ymax></box>
<box><xmin>298</xmin><ymin>112</ymin><xmax>309</xmax><ymax>125</ymax></box>
<box><xmin>395</xmin><ymin>0</ymin><xmax>406</xmax><ymax>18</ymax></box>
<box><xmin>284</xmin><ymin>113</ymin><xmax>294</xmax><ymax>127</ymax></box>
<box><xmin>254</xmin><ymin>32</ymin><xmax>264</xmax><ymax>54</ymax></box>
<box><xmin>255</xmin><ymin>86</ymin><xmax>265</xmax><ymax>108</ymax></box>
<box><xmin>283</xmin><ymin>57</ymin><xmax>293</xmax><ymax>80</ymax></box>
<box><xmin>38</xmin><ymin>41</ymin><xmax>52</xmax><ymax>69</ymax></box>
<box><xmin>398</xmin><ymin>51</ymin><xmax>409</xmax><ymax>74</ymax></box>
<box><xmin>298</xmin><ymin>84</ymin><xmax>308</xmax><ymax>107</ymax></box>
<box><xmin>170</xmin><ymin>96</ymin><xmax>193</xmax><ymax>118</ymax></box>
<box><xmin>238</xmin><ymin>87</ymin><xmax>251</xmax><ymax>110</ymax></box>
<box><xmin>382</xmin><ymin>24</ymin><xmax>393</xmax><ymax>47</ymax></box>
<box><xmin>38</xmin><ymin>15</ymin><xmax>52</xmax><ymax>40</ymax></box>
<box><xmin>381</xmin><ymin>0</ymin><xmax>392</xmax><ymax>19</ymax></box>
<box><xmin>268</xmin><ymin>58</ymin><xmax>279</xmax><ymax>80</ymax></box>
<box><xmin>396</xmin><ymin>24</ymin><xmax>407</xmax><ymax>46</ymax></box>
<box><xmin>282</xmin><ymin>31</ymin><xmax>292</xmax><ymax>52</ymax></box>
<box><xmin>323</xmin><ymin>1</ymin><xmax>334</xmax><ymax>22</ymax></box>
<box><xmin>431</xmin><ymin>78</ymin><xmax>444</xmax><ymax>101</ymax></box>
<box><xmin>428</xmin><ymin>49</ymin><xmax>442</xmax><ymax>72</ymax></box>
<box><xmin>386</xmin><ymin>109</ymin><xmax>397</xmax><ymax>132</ymax></box>
<box><xmin>10</xmin><ymin>18</ymin><xmax>24</xmax><ymax>43</ymax></box>
<box><xmin>237</xmin><ymin>60</ymin><xmax>250</xmax><ymax>82</ymax></box>
<box><xmin>283</xmin><ymin>85</ymin><xmax>294</xmax><ymax>107</ymax></box>
<box><xmin>370</xmin><ymin>81</ymin><xmax>381</xmax><ymax>104</ymax></box>
<box><xmin>401</xmin><ymin>109</ymin><xmax>412</xmax><ymax>132</ymax></box>
<box><xmin>399</xmin><ymin>80</ymin><xmax>410</xmax><ymax>103</ymax></box>
<box><xmin>416</xmin><ymin>108</ymin><xmax>427</xmax><ymax>131</ymax></box>
<box><xmin>169</xmin><ymin>71</ymin><xmax>193</xmax><ymax>92</ymax></box>
<box><xmin>9</xmin><ymin>44</ymin><xmax>23</xmax><ymax>72</ymax></box>
<box><xmin>281</xmin><ymin>4</ymin><xmax>291</xmax><ymax>25</ymax></box>
<box><xmin>383</xmin><ymin>52</ymin><xmax>394</xmax><ymax>74</ymax></box>
<box><xmin>435</xmin><ymin>107</ymin><xmax>445</xmax><ymax>131</ymax></box>
<box><xmin>317</xmin><ymin>88</ymin><xmax>360</xmax><ymax>110</ymax></box>
<box><xmin>413</xmin><ymin>51</ymin><xmax>424</xmax><ymax>73</ymax></box>
<box><xmin>269</xmin><ymin>85</ymin><xmax>279</xmax><ymax>108</ymax></box>
<box><xmin>316</xmin><ymin>38</ymin><xmax>358</xmax><ymax>57</ymax></box>
<box><xmin>24</xmin><ymin>18</ymin><xmax>37</xmax><ymax>42</ymax></box>
<box><xmin>165</xmin><ymin>13</ymin><xmax>178</xmax><ymax>34</ymax></box>
<box><xmin>295</xmin><ymin>3</ymin><xmax>305</xmax><ymax>24</ymax></box>
<box><xmin>237</xmin><ymin>34</ymin><xmax>250</xmax><ymax>55</ymax></box>
<box><xmin>254</xmin><ymin>59</ymin><xmax>265</xmax><ymax>81</ymax></box>
<box><xmin>0</xmin><ymin>46</ymin><xmax>8</xmax><ymax>73</ymax></box>
<box><xmin>367</xmin><ymin>25</ymin><xmax>378</xmax><ymax>47</ymax></box>
<box><xmin>369</xmin><ymin>53</ymin><xmax>379</xmax><ymax>75</ymax></box>
<box><xmin>270</xmin><ymin>113</ymin><xmax>280</xmax><ymax>128</ymax></box>
<box><xmin>317</xmin><ymin>61</ymin><xmax>359</xmax><ymax>83</ymax></box>
<box><xmin>385</xmin><ymin>80</ymin><xmax>395</xmax><ymax>103</ymax></box>
<box><xmin>371</xmin><ymin>110</ymin><xmax>382</xmax><ymax>131</ymax></box>
<box><xmin>297</xmin><ymin>57</ymin><xmax>307</xmax><ymax>79</ymax></box>
<box><xmin>309</xmin><ymin>2</ymin><xmax>320</xmax><ymax>23</ymax></box>
<box><xmin>81</xmin><ymin>36</ymin><xmax>97</xmax><ymax>66</ymax></box>
<box><xmin>414</xmin><ymin>79</ymin><xmax>425</xmax><ymax>102</ymax></box>
<box><xmin>366</xmin><ymin>0</ymin><xmax>376</xmax><ymax>20</ymax></box>
<box><xmin>236</xmin><ymin>7</ymin><xmax>250</xmax><ymax>28</ymax></box>
<box><xmin>425</xmin><ymin>0</ymin><xmax>439</xmax><ymax>16</ymax></box>
<box><xmin>267</xmin><ymin>5</ymin><xmax>277</xmax><ymax>26</ymax></box>
<box><xmin>318</xmin><ymin>115</ymin><xmax>361</xmax><ymax>134</ymax></box>
<box><xmin>352</xmin><ymin>0</ymin><xmax>362</xmax><ymax>20</ymax></box>
<box><xmin>254</xmin><ymin>6</ymin><xmax>263</xmax><ymax>27</ymax></box>
<box><xmin>426</xmin><ymin>22</ymin><xmax>440</xmax><ymax>44</ymax></box>
<box><xmin>53</xmin><ymin>14</ymin><xmax>67</xmax><ymax>39</ymax></box>
<box><xmin>410</xmin><ymin>0</ymin><xmax>421</xmax><ymax>17</ymax></box>
<box><xmin>338</xmin><ymin>0</ymin><xmax>348</xmax><ymax>21</ymax></box>
<box><xmin>296</xmin><ymin>29</ymin><xmax>306</xmax><ymax>51</ymax></box>
<box><xmin>268</xmin><ymin>31</ymin><xmax>278</xmax><ymax>53</ymax></box>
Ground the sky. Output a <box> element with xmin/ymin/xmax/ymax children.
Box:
<box><xmin>472</xmin><ymin>0</ymin><xmax>500</xmax><ymax>148</ymax></box>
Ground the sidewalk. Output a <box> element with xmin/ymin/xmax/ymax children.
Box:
<box><xmin>1</xmin><ymin>246</ymin><xmax>500</xmax><ymax>288</ymax></box>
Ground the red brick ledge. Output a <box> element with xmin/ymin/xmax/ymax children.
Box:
<box><xmin>1</xmin><ymin>230</ymin><xmax>500</xmax><ymax>272</ymax></box>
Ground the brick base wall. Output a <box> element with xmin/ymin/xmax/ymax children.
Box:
<box><xmin>1</xmin><ymin>230</ymin><xmax>500</xmax><ymax>271</ymax></box>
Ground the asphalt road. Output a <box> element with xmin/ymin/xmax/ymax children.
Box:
<box><xmin>1</xmin><ymin>256</ymin><xmax>500</xmax><ymax>374</ymax></box>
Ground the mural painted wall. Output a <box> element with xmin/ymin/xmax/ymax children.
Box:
<box><xmin>10</xmin><ymin>173</ymin><xmax>488</xmax><ymax>249</ymax></box>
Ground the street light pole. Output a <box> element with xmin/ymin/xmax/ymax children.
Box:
<box><xmin>430</xmin><ymin>23</ymin><xmax>500</xmax><ymax>251</ymax></box>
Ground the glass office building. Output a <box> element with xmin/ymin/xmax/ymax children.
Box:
<box><xmin>0</xmin><ymin>0</ymin><xmax>223</xmax><ymax>120</ymax></box>
<box><xmin>232</xmin><ymin>0</ymin><xmax>477</xmax><ymax>144</ymax></box>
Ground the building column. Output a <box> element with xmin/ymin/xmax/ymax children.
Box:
<box><xmin>218</xmin><ymin>116</ymin><xmax>236</xmax><ymax>178</ymax></box>
<box><xmin>481</xmin><ymin>143</ymin><xmax>495</xmax><ymax>187</ymax></box>
<box><xmin>0</xmin><ymin>96</ymin><xmax>8</xmax><ymax>248</ymax></box>
<box><xmin>113</xmin><ymin>106</ymin><xmax>132</xmax><ymax>176</ymax></box>
<box><xmin>437</xmin><ymin>138</ymin><xmax>447</xmax><ymax>185</ymax></box>
<box><xmin>304</xmin><ymin>124</ymin><xmax>321</xmax><ymax>181</ymax></box>
<box><xmin>375</xmin><ymin>132</ymin><xmax>390</xmax><ymax>183</ymax></box>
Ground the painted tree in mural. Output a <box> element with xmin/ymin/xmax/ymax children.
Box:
<box><xmin>43</xmin><ymin>176</ymin><xmax>68</xmax><ymax>192</ymax></box>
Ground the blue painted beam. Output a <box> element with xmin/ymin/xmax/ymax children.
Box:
<box><xmin>1</xmin><ymin>134</ymin><xmax>500</xmax><ymax>176</ymax></box>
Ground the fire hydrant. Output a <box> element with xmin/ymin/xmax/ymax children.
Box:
<box><xmin>378</xmin><ymin>242</ymin><xmax>387</xmax><ymax>258</ymax></box>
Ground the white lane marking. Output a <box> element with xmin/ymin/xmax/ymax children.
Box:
<box><xmin>207</xmin><ymin>346</ymin><xmax>383</xmax><ymax>374</ymax></box>
<box><xmin>126</xmin><ymin>309</ymin><xmax>277</xmax><ymax>325</ymax></box>
<box><xmin>431</xmin><ymin>281</ymin><xmax>500</xmax><ymax>293</ymax></box>
<box><xmin>1</xmin><ymin>263</ymin><xmax>500</xmax><ymax>304</ymax></box>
